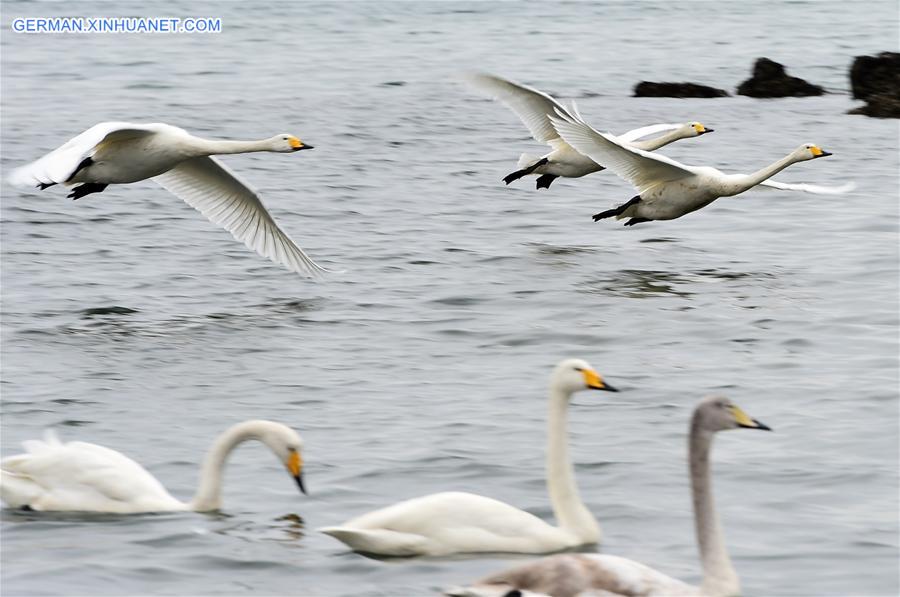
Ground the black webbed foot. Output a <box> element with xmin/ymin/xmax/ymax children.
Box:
<box><xmin>624</xmin><ymin>217</ymin><xmax>651</xmax><ymax>226</ymax></box>
<box><xmin>67</xmin><ymin>183</ymin><xmax>108</xmax><ymax>200</ymax></box>
<box><xmin>38</xmin><ymin>182</ymin><xmax>56</xmax><ymax>190</ymax></box>
<box><xmin>535</xmin><ymin>174</ymin><xmax>558</xmax><ymax>189</ymax></box>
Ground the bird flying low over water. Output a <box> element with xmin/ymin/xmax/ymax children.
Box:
<box><xmin>465</xmin><ymin>72</ymin><xmax>712</xmax><ymax>189</ymax></box>
<box><xmin>549</xmin><ymin>107</ymin><xmax>853</xmax><ymax>226</ymax></box>
<box><xmin>8</xmin><ymin>122</ymin><xmax>327</xmax><ymax>277</ymax></box>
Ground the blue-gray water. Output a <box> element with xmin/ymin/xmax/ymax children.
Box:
<box><xmin>1</xmin><ymin>1</ymin><xmax>898</xmax><ymax>596</ymax></box>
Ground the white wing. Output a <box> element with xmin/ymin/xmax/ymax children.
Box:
<box><xmin>758</xmin><ymin>179</ymin><xmax>856</xmax><ymax>195</ymax></box>
<box><xmin>465</xmin><ymin>72</ymin><xmax>573</xmax><ymax>144</ymax></box>
<box><xmin>1</xmin><ymin>430</ymin><xmax>178</xmax><ymax>511</ymax></box>
<box><xmin>153</xmin><ymin>156</ymin><xmax>327</xmax><ymax>277</ymax></box>
<box><xmin>550</xmin><ymin>108</ymin><xmax>695</xmax><ymax>192</ymax></box>
<box><xmin>7</xmin><ymin>122</ymin><xmax>161</xmax><ymax>188</ymax></box>
<box><xmin>617</xmin><ymin>123</ymin><xmax>682</xmax><ymax>143</ymax></box>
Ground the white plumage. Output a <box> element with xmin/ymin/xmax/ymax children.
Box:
<box><xmin>320</xmin><ymin>359</ymin><xmax>619</xmax><ymax>556</ymax></box>
<box><xmin>7</xmin><ymin>122</ymin><xmax>326</xmax><ymax>277</ymax></box>
<box><xmin>465</xmin><ymin>73</ymin><xmax>711</xmax><ymax>189</ymax></box>
<box><xmin>549</xmin><ymin>107</ymin><xmax>851</xmax><ymax>225</ymax></box>
<box><xmin>1</xmin><ymin>420</ymin><xmax>306</xmax><ymax>513</ymax></box>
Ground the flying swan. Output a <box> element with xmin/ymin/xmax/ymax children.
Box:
<box><xmin>0</xmin><ymin>420</ymin><xmax>306</xmax><ymax>513</ymax></box>
<box><xmin>319</xmin><ymin>359</ymin><xmax>619</xmax><ymax>556</ymax></box>
<box><xmin>7</xmin><ymin>122</ymin><xmax>326</xmax><ymax>277</ymax></box>
<box><xmin>464</xmin><ymin>72</ymin><xmax>712</xmax><ymax>189</ymax></box>
<box><xmin>446</xmin><ymin>396</ymin><xmax>771</xmax><ymax>597</ymax></box>
<box><xmin>549</xmin><ymin>107</ymin><xmax>851</xmax><ymax>226</ymax></box>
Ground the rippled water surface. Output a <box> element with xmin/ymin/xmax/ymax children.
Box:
<box><xmin>2</xmin><ymin>1</ymin><xmax>898</xmax><ymax>596</ymax></box>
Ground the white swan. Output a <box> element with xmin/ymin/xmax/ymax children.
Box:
<box><xmin>7</xmin><ymin>122</ymin><xmax>326</xmax><ymax>276</ymax></box>
<box><xmin>0</xmin><ymin>420</ymin><xmax>306</xmax><ymax>513</ymax></box>
<box><xmin>465</xmin><ymin>73</ymin><xmax>712</xmax><ymax>189</ymax></box>
<box><xmin>319</xmin><ymin>359</ymin><xmax>619</xmax><ymax>556</ymax></box>
<box><xmin>549</xmin><ymin>107</ymin><xmax>848</xmax><ymax>226</ymax></box>
<box><xmin>446</xmin><ymin>396</ymin><xmax>771</xmax><ymax>597</ymax></box>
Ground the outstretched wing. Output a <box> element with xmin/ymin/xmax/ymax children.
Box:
<box><xmin>7</xmin><ymin>122</ymin><xmax>159</xmax><ymax>188</ymax></box>
<box><xmin>758</xmin><ymin>179</ymin><xmax>856</xmax><ymax>195</ymax></box>
<box><xmin>465</xmin><ymin>73</ymin><xmax>573</xmax><ymax>144</ymax></box>
<box><xmin>550</xmin><ymin>107</ymin><xmax>695</xmax><ymax>192</ymax></box>
<box><xmin>153</xmin><ymin>156</ymin><xmax>327</xmax><ymax>278</ymax></box>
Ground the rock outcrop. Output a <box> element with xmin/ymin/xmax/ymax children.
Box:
<box><xmin>848</xmin><ymin>52</ymin><xmax>900</xmax><ymax>118</ymax></box>
<box><xmin>633</xmin><ymin>81</ymin><xmax>729</xmax><ymax>98</ymax></box>
<box><xmin>736</xmin><ymin>58</ymin><xmax>824</xmax><ymax>97</ymax></box>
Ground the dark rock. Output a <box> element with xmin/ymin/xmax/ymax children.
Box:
<box><xmin>848</xmin><ymin>89</ymin><xmax>900</xmax><ymax>118</ymax></box>
<box><xmin>736</xmin><ymin>58</ymin><xmax>824</xmax><ymax>97</ymax></box>
<box><xmin>633</xmin><ymin>81</ymin><xmax>729</xmax><ymax>98</ymax></box>
<box><xmin>849</xmin><ymin>52</ymin><xmax>900</xmax><ymax>100</ymax></box>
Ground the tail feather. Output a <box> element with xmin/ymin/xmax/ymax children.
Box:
<box><xmin>516</xmin><ymin>153</ymin><xmax>542</xmax><ymax>170</ymax></box>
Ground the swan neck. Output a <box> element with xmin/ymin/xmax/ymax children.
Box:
<box><xmin>631</xmin><ymin>129</ymin><xmax>683</xmax><ymax>151</ymax></box>
<box><xmin>190</xmin><ymin>423</ymin><xmax>258</xmax><ymax>511</ymax></box>
<box><xmin>190</xmin><ymin>137</ymin><xmax>273</xmax><ymax>156</ymax></box>
<box><xmin>728</xmin><ymin>153</ymin><xmax>797</xmax><ymax>195</ymax></box>
<box><xmin>690</xmin><ymin>420</ymin><xmax>740</xmax><ymax>596</ymax></box>
<box><xmin>546</xmin><ymin>385</ymin><xmax>599</xmax><ymax>543</ymax></box>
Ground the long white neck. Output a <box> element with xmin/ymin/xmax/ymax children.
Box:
<box><xmin>188</xmin><ymin>137</ymin><xmax>275</xmax><ymax>157</ymax></box>
<box><xmin>546</xmin><ymin>385</ymin><xmax>599</xmax><ymax>543</ymax></box>
<box><xmin>690</xmin><ymin>421</ymin><xmax>740</xmax><ymax>596</ymax></box>
<box><xmin>723</xmin><ymin>152</ymin><xmax>798</xmax><ymax>196</ymax></box>
<box><xmin>630</xmin><ymin>129</ymin><xmax>689</xmax><ymax>152</ymax></box>
<box><xmin>190</xmin><ymin>422</ymin><xmax>264</xmax><ymax>511</ymax></box>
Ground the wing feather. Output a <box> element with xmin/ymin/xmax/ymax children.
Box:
<box><xmin>549</xmin><ymin>108</ymin><xmax>695</xmax><ymax>192</ymax></box>
<box><xmin>465</xmin><ymin>73</ymin><xmax>572</xmax><ymax>144</ymax></box>
<box><xmin>153</xmin><ymin>156</ymin><xmax>327</xmax><ymax>277</ymax></box>
<box><xmin>7</xmin><ymin>122</ymin><xmax>160</xmax><ymax>188</ymax></box>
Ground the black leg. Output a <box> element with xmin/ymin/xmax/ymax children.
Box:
<box><xmin>38</xmin><ymin>182</ymin><xmax>56</xmax><ymax>190</ymax></box>
<box><xmin>593</xmin><ymin>195</ymin><xmax>641</xmax><ymax>221</ymax></box>
<box><xmin>535</xmin><ymin>174</ymin><xmax>558</xmax><ymax>189</ymax></box>
<box><xmin>67</xmin><ymin>183</ymin><xmax>108</xmax><ymax>200</ymax></box>
<box><xmin>624</xmin><ymin>217</ymin><xmax>651</xmax><ymax>226</ymax></box>
<box><xmin>502</xmin><ymin>157</ymin><xmax>549</xmax><ymax>185</ymax></box>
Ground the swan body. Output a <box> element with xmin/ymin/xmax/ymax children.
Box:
<box><xmin>0</xmin><ymin>420</ymin><xmax>306</xmax><ymax>513</ymax></box>
<box><xmin>550</xmin><ymin>108</ymin><xmax>844</xmax><ymax>226</ymax></box>
<box><xmin>449</xmin><ymin>396</ymin><xmax>771</xmax><ymax>597</ymax></box>
<box><xmin>465</xmin><ymin>73</ymin><xmax>711</xmax><ymax>189</ymax></box>
<box><xmin>320</xmin><ymin>359</ymin><xmax>619</xmax><ymax>556</ymax></box>
<box><xmin>7</xmin><ymin>122</ymin><xmax>326</xmax><ymax>276</ymax></box>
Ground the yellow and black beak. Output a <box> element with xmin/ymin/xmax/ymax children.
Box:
<box><xmin>290</xmin><ymin>138</ymin><xmax>313</xmax><ymax>152</ymax></box>
<box><xmin>810</xmin><ymin>146</ymin><xmax>831</xmax><ymax>159</ymax></box>
<box><xmin>582</xmin><ymin>369</ymin><xmax>619</xmax><ymax>392</ymax></box>
<box><xmin>286</xmin><ymin>451</ymin><xmax>307</xmax><ymax>495</ymax></box>
<box><xmin>731</xmin><ymin>405</ymin><xmax>772</xmax><ymax>431</ymax></box>
<box><xmin>694</xmin><ymin>123</ymin><xmax>713</xmax><ymax>135</ymax></box>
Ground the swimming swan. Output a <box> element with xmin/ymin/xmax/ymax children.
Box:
<box><xmin>550</xmin><ymin>107</ymin><xmax>846</xmax><ymax>226</ymax></box>
<box><xmin>7</xmin><ymin>122</ymin><xmax>326</xmax><ymax>276</ymax></box>
<box><xmin>0</xmin><ymin>420</ymin><xmax>306</xmax><ymax>513</ymax></box>
<box><xmin>465</xmin><ymin>73</ymin><xmax>711</xmax><ymax>189</ymax></box>
<box><xmin>319</xmin><ymin>359</ymin><xmax>619</xmax><ymax>556</ymax></box>
<box><xmin>446</xmin><ymin>396</ymin><xmax>771</xmax><ymax>597</ymax></box>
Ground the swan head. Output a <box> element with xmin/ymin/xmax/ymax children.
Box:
<box><xmin>694</xmin><ymin>396</ymin><xmax>771</xmax><ymax>433</ymax></box>
<box><xmin>796</xmin><ymin>143</ymin><xmax>832</xmax><ymax>161</ymax></box>
<box><xmin>551</xmin><ymin>358</ymin><xmax>618</xmax><ymax>395</ymax></box>
<box><xmin>271</xmin><ymin>134</ymin><xmax>313</xmax><ymax>153</ymax></box>
<box><xmin>687</xmin><ymin>122</ymin><xmax>714</xmax><ymax>137</ymax></box>
<box><xmin>250</xmin><ymin>421</ymin><xmax>307</xmax><ymax>494</ymax></box>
